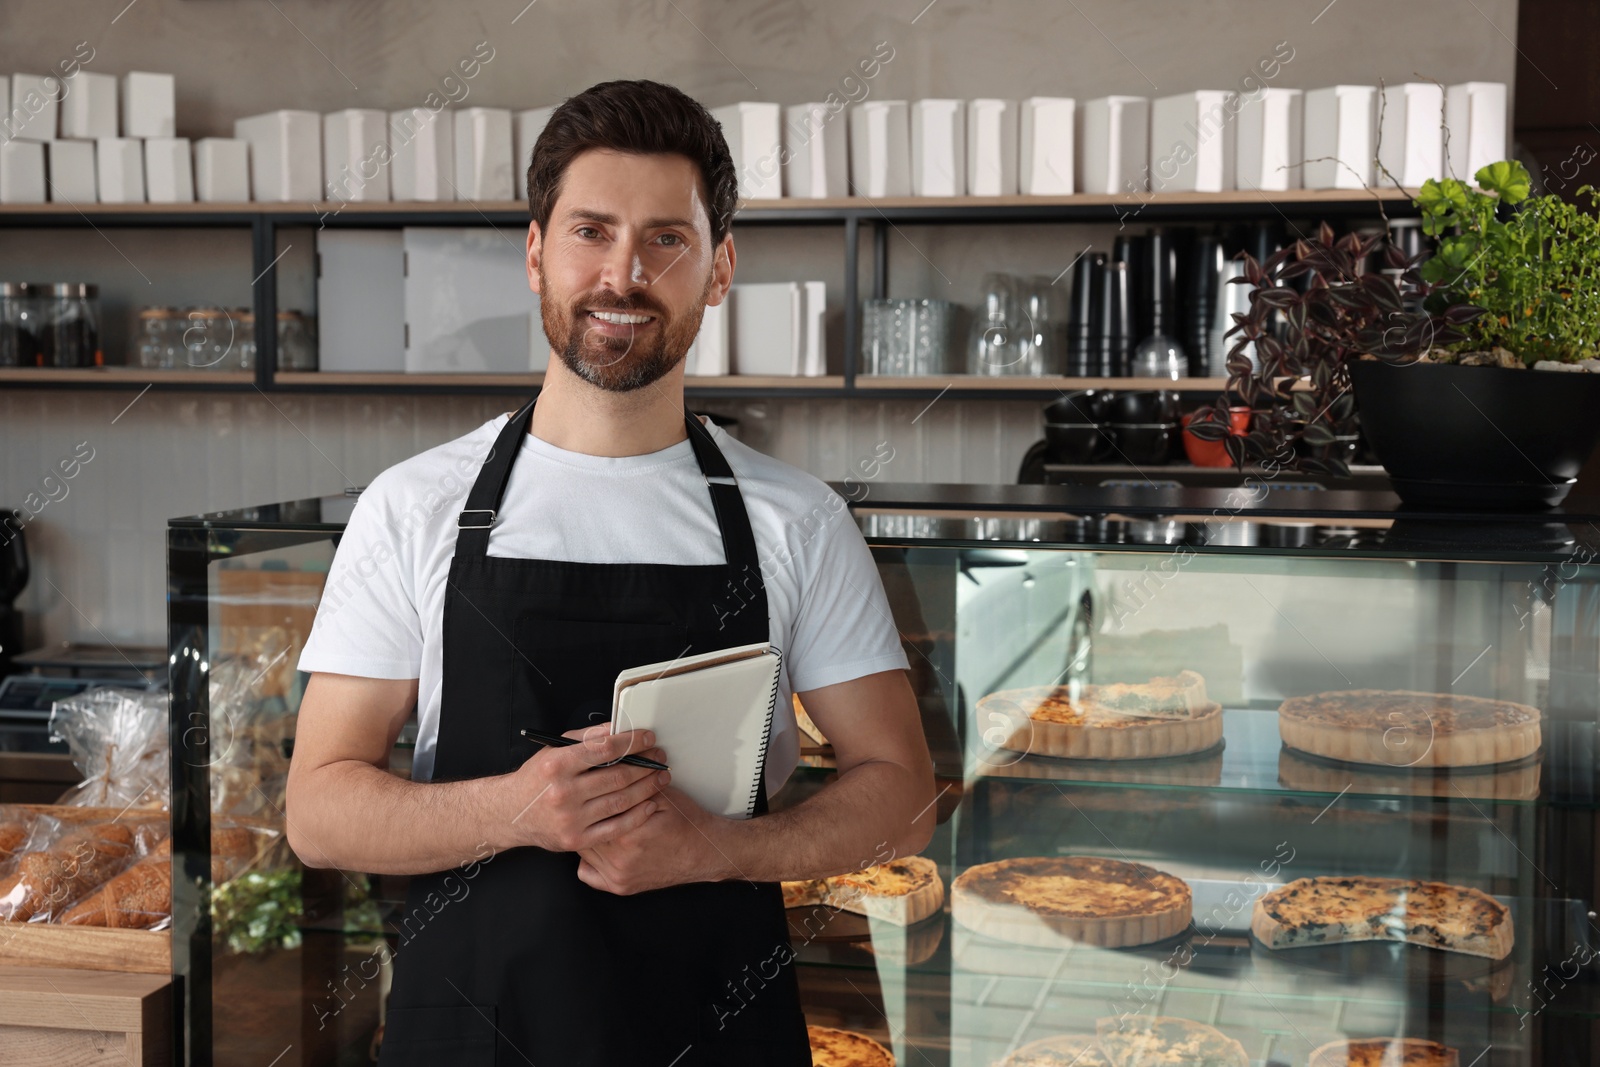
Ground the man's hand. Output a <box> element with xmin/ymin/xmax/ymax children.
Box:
<box><xmin>575</xmin><ymin>786</ymin><xmax>737</xmax><ymax>895</ymax></box>
<box><xmin>497</xmin><ymin>725</ymin><xmax>670</xmax><ymax>854</ymax></box>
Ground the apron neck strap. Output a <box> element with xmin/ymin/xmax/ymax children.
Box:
<box><xmin>455</xmin><ymin>399</ymin><xmax>762</xmax><ymax>577</ymax></box>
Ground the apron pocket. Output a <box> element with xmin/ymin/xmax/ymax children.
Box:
<box><xmin>380</xmin><ymin>1003</ymin><xmax>498</xmax><ymax>1066</ymax></box>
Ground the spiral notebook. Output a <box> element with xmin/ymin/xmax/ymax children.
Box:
<box><xmin>610</xmin><ymin>642</ymin><xmax>781</xmax><ymax>820</ymax></box>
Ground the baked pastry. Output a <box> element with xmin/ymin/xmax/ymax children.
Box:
<box><xmin>1278</xmin><ymin>690</ymin><xmax>1541</xmax><ymax>768</ymax></box>
<box><xmin>0</xmin><ymin>821</ymin><xmax>135</xmax><ymax>922</ymax></box>
<box><xmin>1095</xmin><ymin>1016</ymin><xmax>1248</xmax><ymax>1067</ymax></box>
<box><xmin>997</xmin><ymin>1034</ymin><xmax>1112</xmax><ymax>1066</ymax></box>
<box><xmin>1309</xmin><ymin>1038</ymin><xmax>1459</xmax><ymax>1067</ymax></box>
<box><xmin>953</xmin><ymin>856</ymin><xmax>1191</xmax><ymax>948</ymax></box>
<box><xmin>1252</xmin><ymin>877</ymin><xmax>1512</xmax><ymax>960</ymax></box>
<box><xmin>783</xmin><ymin>856</ymin><xmax>943</xmax><ymax>926</ymax></box>
<box><xmin>793</xmin><ymin>694</ymin><xmax>830</xmax><ymax>748</ymax></box>
<box><xmin>980</xmin><ymin>676</ymin><xmax>1222</xmax><ymax>761</ymax></box>
<box><xmin>0</xmin><ymin>819</ymin><xmax>29</xmax><ymax>862</ymax></box>
<box><xmin>807</xmin><ymin>1024</ymin><xmax>894</xmax><ymax>1066</ymax></box>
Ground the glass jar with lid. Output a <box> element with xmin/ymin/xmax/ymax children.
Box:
<box><xmin>0</xmin><ymin>282</ymin><xmax>45</xmax><ymax>367</ymax></box>
<box><xmin>134</xmin><ymin>307</ymin><xmax>180</xmax><ymax>369</ymax></box>
<box><xmin>180</xmin><ymin>307</ymin><xmax>233</xmax><ymax>370</ymax></box>
<box><xmin>233</xmin><ymin>309</ymin><xmax>256</xmax><ymax>372</ymax></box>
<box><xmin>41</xmin><ymin>283</ymin><xmax>100</xmax><ymax>368</ymax></box>
<box><xmin>276</xmin><ymin>310</ymin><xmax>318</xmax><ymax>371</ymax></box>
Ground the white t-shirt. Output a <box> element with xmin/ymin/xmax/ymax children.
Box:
<box><xmin>297</xmin><ymin>413</ymin><xmax>909</xmax><ymax>790</ymax></box>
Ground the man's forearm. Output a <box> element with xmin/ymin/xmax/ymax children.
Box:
<box><xmin>287</xmin><ymin>761</ymin><xmax>515</xmax><ymax>875</ymax></box>
<box><xmin>705</xmin><ymin>759</ymin><xmax>937</xmax><ymax>884</ymax></box>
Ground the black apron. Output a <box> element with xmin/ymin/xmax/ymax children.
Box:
<box><xmin>378</xmin><ymin>399</ymin><xmax>811</xmax><ymax>1066</ymax></box>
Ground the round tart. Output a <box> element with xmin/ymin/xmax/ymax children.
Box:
<box><xmin>953</xmin><ymin>856</ymin><xmax>1192</xmax><ymax>948</ymax></box>
<box><xmin>1277</xmin><ymin>747</ymin><xmax>1540</xmax><ymax>801</ymax></box>
<box><xmin>980</xmin><ymin>677</ymin><xmax>1222</xmax><ymax>761</ymax></box>
<box><xmin>1252</xmin><ymin>876</ymin><xmax>1513</xmax><ymax>960</ymax></box>
<box><xmin>807</xmin><ymin>1024</ymin><xmax>894</xmax><ymax>1066</ymax></box>
<box><xmin>783</xmin><ymin>855</ymin><xmax>944</xmax><ymax>927</ymax></box>
<box><xmin>1095</xmin><ymin>1016</ymin><xmax>1248</xmax><ymax>1067</ymax></box>
<box><xmin>996</xmin><ymin>1034</ymin><xmax>1110</xmax><ymax>1066</ymax></box>
<box><xmin>1278</xmin><ymin>690</ymin><xmax>1541</xmax><ymax>768</ymax></box>
<box><xmin>1309</xmin><ymin>1038</ymin><xmax>1459</xmax><ymax>1067</ymax></box>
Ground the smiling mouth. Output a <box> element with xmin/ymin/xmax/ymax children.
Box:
<box><xmin>587</xmin><ymin>310</ymin><xmax>656</xmax><ymax>325</ymax></box>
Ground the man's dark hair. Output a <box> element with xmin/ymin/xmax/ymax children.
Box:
<box><xmin>527</xmin><ymin>80</ymin><xmax>739</xmax><ymax>245</ymax></box>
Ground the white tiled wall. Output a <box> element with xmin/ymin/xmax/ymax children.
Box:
<box><xmin>0</xmin><ymin>389</ymin><xmax>1045</xmax><ymax>651</ymax></box>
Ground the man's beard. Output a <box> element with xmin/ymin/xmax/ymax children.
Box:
<box><xmin>541</xmin><ymin>269</ymin><xmax>708</xmax><ymax>393</ymax></box>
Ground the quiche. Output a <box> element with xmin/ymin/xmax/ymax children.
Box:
<box><xmin>782</xmin><ymin>855</ymin><xmax>944</xmax><ymax>926</ymax></box>
<box><xmin>1308</xmin><ymin>1038</ymin><xmax>1459</xmax><ymax>1067</ymax></box>
<box><xmin>1095</xmin><ymin>1016</ymin><xmax>1248</xmax><ymax>1067</ymax></box>
<box><xmin>980</xmin><ymin>675</ymin><xmax>1222</xmax><ymax>761</ymax></box>
<box><xmin>807</xmin><ymin>1024</ymin><xmax>894</xmax><ymax>1066</ymax></box>
<box><xmin>1276</xmin><ymin>747</ymin><xmax>1541</xmax><ymax>801</ymax></box>
<box><xmin>997</xmin><ymin>1034</ymin><xmax>1112</xmax><ymax>1066</ymax></box>
<box><xmin>1278</xmin><ymin>690</ymin><xmax>1541</xmax><ymax>768</ymax></box>
<box><xmin>953</xmin><ymin>856</ymin><xmax>1191</xmax><ymax>948</ymax></box>
<box><xmin>1252</xmin><ymin>877</ymin><xmax>1512</xmax><ymax>960</ymax></box>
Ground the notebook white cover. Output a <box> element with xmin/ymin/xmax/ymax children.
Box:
<box><xmin>610</xmin><ymin>642</ymin><xmax>780</xmax><ymax>819</ymax></box>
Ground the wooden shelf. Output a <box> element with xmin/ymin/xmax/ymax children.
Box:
<box><xmin>0</xmin><ymin>367</ymin><xmax>254</xmax><ymax>386</ymax></box>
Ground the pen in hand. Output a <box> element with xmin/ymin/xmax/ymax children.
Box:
<box><xmin>519</xmin><ymin>728</ymin><xmax>670</xmax><ymax>772</ymax></box>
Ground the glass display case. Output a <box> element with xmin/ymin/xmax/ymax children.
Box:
<box><xmin>168</xmin><ymin>484</ymin><xmax>1600</xmax><ymax>1067</ymax></box>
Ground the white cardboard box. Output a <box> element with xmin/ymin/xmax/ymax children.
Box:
<box><xmin>195</xmin><ymin>138</ymin><xmax>250</xmax><ymax>201</ymax></box>
<box><xmin>60</xmin><ymin>71</ymin><xmax>117</xmax><ymax>139</ymax></box>
<box><xmin>712</xmin><ymin>102</ymin><xmax>783</xmax><ymax>200</ymax></box>
<box><xmin>1019</xmin><ymin>97</ymin><xmax>1075</xmax><ymax>195</ymax></box>
<box><xmin>317</xmin><ymin>230</ymin><xmax>407</xmax><ymax>372</ymax></box>
<box><xmin>47</xmin><ymin>139</ymin><xmax>96</xmax><ymax>201</ymax></box>
<box><xmin>782</xmin><ymin>103</ymin><xmax>848</xmax><ymax>199</ymax></box>
<box><xmin>730</xmin><ymin>282</ymin><xmax>801</xmax><ymax>375</ymax></box>
<box><xmin>1078</xmin><ymin>96</ymin><xmax>1149</xmax><ymax>194</ymax></box>
<box><xmin>513</xmin><ymin>106</ymin><xmax>555</xmax><ymax>200</ymax></box>
<box><xmin>95</xmin><ymin>137</ymin><xmax>144</xmax><ymax>202</ymax></box>
<box><xmin>1235</xmin><ymin>88</ymin><xmax>1303</xmax><ymax>191</ymax></box>
<box><xmin>1376</xmin><ymin>82</ymin><xmax>1444</xmax><ymax>187</ymax></box>
<box><xmin>1303</xmin><ymin>85</ymin><xmax>1376</xmax><ymax>189</ymax></box>
<box><xmin>235</xmin><ymin>110</ymin><xmax>321</xmax><ymax>201</ymax></box>
<box><xmin>122</xmin><ymin>71</ymin><xmax>175</xmax><ymax>139</ymax></box>
<box><xmin>849</xmin><ymin>101</ymin><xmax>911</xmax><ymax>198</ymax></box>
<box><xmin>9</xmin><ymin>74</ymin><xmax>61</xmax><ymax>141</ymax></box>
<box><xmin>967</xmin><ymin>99</ymin><xmax>1018</xmax><ymax>196</ymax></box>
<box><xmin>390</xmin><ymin>108</ymin><xmax>453</xmax><ymax>202</ymax></box>
<box><xmin>453</xmin><ymin>107</ymin><xmax>513</xmax><ymax>201</ymax></box>
<box><xmin>1445</xmin><ymin>81</ymin><xmax>1508</xmax><ymax>182</ymax></box>
<box><xmin>800</xmin><ymin>280</ymin><xmax>826</xmax><ymax>376</ymax></box>
<box><xmin>0</xmin><ymin>141</ymin><xmax>46</xmax><ymax>203</ymax></box>
<box><xmin>324</xmin><ymin>108</ymin><xmax>391</xmax><ymax>201</ymax></box>
<box><xmin>1150</xmin><ymin>91</ymin><xmax>1237</xmax><ymax>193</ymax></box>
<box><xmin>402</xmin><ymin>227</ymin><xmax>543</xmax><ymax>372</ymax></box>
<box><xmin>910</xmin><ymin>100</ymin><xmax>964</xmax><ymax>197</ymax></box>
<box><xmin>145</xmin><ymin>137</ymin><xmax>194</xmax><ymax>202</ymax></box>
<box><xmin>685</xmin><ymin>300</ymin><xmax>730</xmax><ymax>376</ymax></box>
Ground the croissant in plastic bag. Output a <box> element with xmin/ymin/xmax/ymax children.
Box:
<box><xmin>61</xmin><ymin>823</ymin><xmax>276</xmax><ymax>930</ymax></box>
<box><xmin>48</xmin><ymin>687</ymin><xmax>169</xmax><ymax>810</ymax></box>
<box><xmin>0</xmin><ymin>821</ymin><xmax>135</xmax><ymax>922</ymax></box>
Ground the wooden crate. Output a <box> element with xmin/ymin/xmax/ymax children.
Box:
<box><xmin>0</xmin><ymin>966</ymin><xmax>170</xmax><ymax>1065</ymax></box>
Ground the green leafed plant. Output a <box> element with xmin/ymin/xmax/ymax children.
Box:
<box><xmin>1416</xmin><ymin>159</ymin><xmax>1600</xmax><ymax>363</ymax></box>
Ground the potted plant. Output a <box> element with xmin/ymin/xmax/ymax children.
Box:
<box><xmin>1191</xmin><ymin>160</ymin><xmax>1600</xmax><ymax>508</ymax></box>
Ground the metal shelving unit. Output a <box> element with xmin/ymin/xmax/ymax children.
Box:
<box><xmin>0</xmin><ymin>188</ymin><xmax>1420</xmax><ymax>399</ymax></box>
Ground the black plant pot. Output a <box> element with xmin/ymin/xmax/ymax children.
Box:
<box><xmin>1348</xmin><ymin>360</ymin><xmax>1600</xmax><ymax>509</ymax></box>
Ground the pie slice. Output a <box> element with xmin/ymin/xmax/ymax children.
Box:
<box><xmin>1252</xmin><ymin>876</ymin><xmax>1513</xmax><ymax>960</ymax></box>
<box><xmin>997</xmin><ymin>1034</ymin><xmax>1112</xmax><ymax>1067</ymax></box>
<box><xmin>953</xmin><ymin>856</ymin><xmax>1192</xmax><ymax>948</ymax></box>
<box><xmin>807</xmin><ymin>1024</ymin><xmax>894</xmax><ymax>1066</ymax></box>
<box><xmin>980</xmin><ymin>679</ymin><xmax>1223</xmax><ymax>762</ymax></box>
<box><xmin>794</xmin><ymin>694</ymin><xmax>830</xmax><ymax>748</ymax></box>
<box><xmin>1278</xmin><ymin>690</ymin><xmax>1541</xmax><ymax>768</ymax></box>
<box><xmin>782</xmin><ymin>856</ymin><xmax>944</xmax><ymax>927</ymax></box>
<box><xmin>1308</xmin><ymin>1038</ymin><xmax>1460</xmax><ymax>1067</ymax></box>
<box><xmin>1095</xmin><ymin>1016</ymin><xmax>1248</xmax><ymax>1067</ymax></box>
